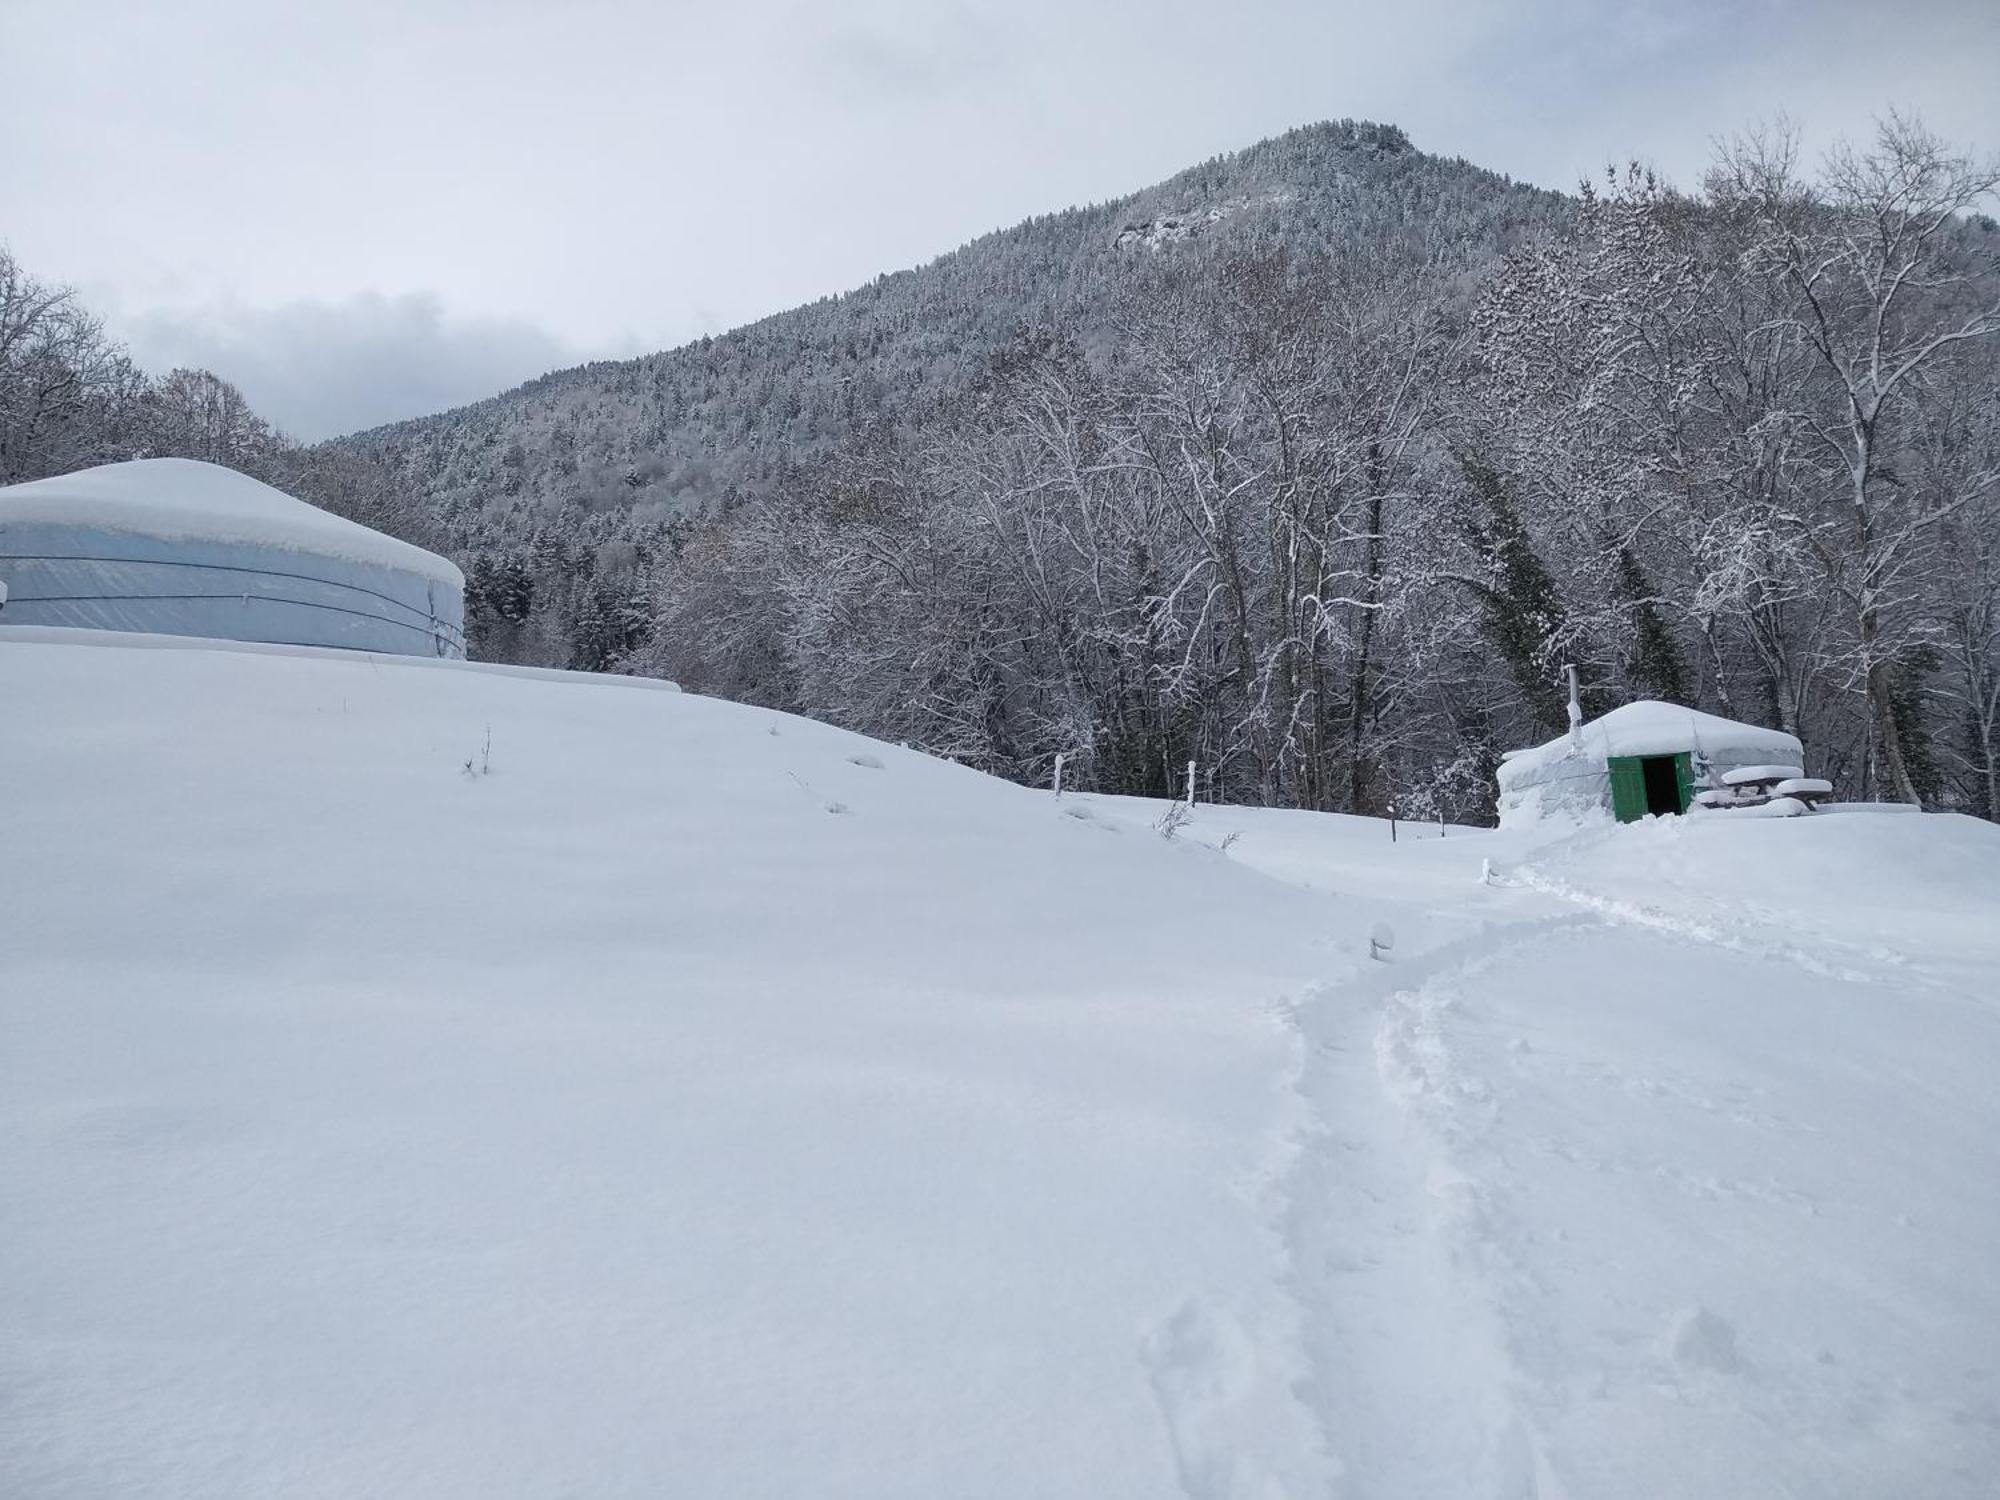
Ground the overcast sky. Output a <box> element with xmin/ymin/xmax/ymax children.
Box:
<box><xmin>5</xmin><ymin>0</ymin><xmax>1996</xmax><ymax>440</ymax></box>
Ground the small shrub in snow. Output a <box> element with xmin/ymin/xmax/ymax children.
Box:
<box><xmin>461</xmin><ymin>726</ymin><xmax>493</xmax><ymax>779</ymax></box>
<box><xmin>1154</xmin><ymin>801</ymin><xmax>1193</xmax><ymax>840</ymax></box>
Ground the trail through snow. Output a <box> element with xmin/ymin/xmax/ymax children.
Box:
<box><xmin>1284</xmin><ymin>916</ymin><xmax>1592</xmax><ymax>1500</ymax></box>
<box><xmin>1085</xmin><ymin>794</ymin><xmax>2000</xmax><ymax>1499</ymax></box>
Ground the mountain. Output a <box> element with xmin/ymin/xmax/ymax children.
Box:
<box><xmin>329</xmin><ymin>121</ymin><xmax>1563</xmax><ymax>536</ymax></box>
<box><xmin>306</xmin><ymin>114</ymin><xmax>2000</xmax><ymax>828</ymax></box>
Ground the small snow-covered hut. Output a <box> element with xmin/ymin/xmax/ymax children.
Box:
<box><xmin>1496</xmin><ymin>700</ymin><xmax>1805</xmax><ymax>827</ymax></box>
<box><xmin>0</xmin><ymin>458</ymin><xmax>463</xmax><ymax>658</ymax></box>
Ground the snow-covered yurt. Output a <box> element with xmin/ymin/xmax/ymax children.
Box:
<box><xmin>0</xmin><ymin>458</ymin><xmax>463</xmax><ymax>658</ymax></box>
<box><xmin>1496</xmin><ymin>700</ymin><xmax>1806</xmax><ymax>827</ymax></box>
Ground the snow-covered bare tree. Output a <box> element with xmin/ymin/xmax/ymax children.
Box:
<box><xmin>0</xmin><ymin>247</ymin><xmax>144</xmax><ymax>482</ymax></box>
<box><xmin>140</xmin><ymin>367</ymin><xmax>279</xmax><ymax>468</ymax></box>
<box><xmin>1712</xmin><ymin>115</ymin><xmax>2000</xmax><ymax>802</ymax></box>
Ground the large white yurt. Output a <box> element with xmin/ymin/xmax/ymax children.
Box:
<box><xmin>0</xmin><ymin>458</ymin><xmax>463</xmax><ymax>658</ymax></box>
<box><xmin>1496</xmin><ymin>699</ymin><xmax>1806</xmax><ymax>827</ymax></box>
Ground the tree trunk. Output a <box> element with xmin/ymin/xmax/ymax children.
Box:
<box><xmin>1980</xmin><ymin>716</ymin><xmax>1999</xmax><ymax>824</ymax></box>
<box><xmin>1862</xmin><ymin>637</ymin><xmax>1922</xmax><ymax>805</ymax></box>
<box><xmin>1700</xmin><ymin>618</ymin><xmax>1735</xmax><ymax>718</ymax></box>
<box><xmin>1346</xmin><ymin>456</ymin><xmax>1387</xmax><ymax>814</ymax></box>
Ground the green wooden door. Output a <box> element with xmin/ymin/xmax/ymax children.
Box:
<box><xmin>1673</xmin><ymin>752</ymin><xmax>1696</xmax><ymax>813</ymax></box>
<box><xmin>1607</xmin><ymin>756</ymin><xmax>1648</xmax><ymax>822</ymax></box>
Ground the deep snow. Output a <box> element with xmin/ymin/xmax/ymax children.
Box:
<box><xmin>4</xmin><ymin>631</ymin><xmax>1998</xmax><ymax>1498</ymax></box>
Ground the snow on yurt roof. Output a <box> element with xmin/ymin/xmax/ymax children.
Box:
<box><xmin>1497</xmin><ymin>700</ymin><xmax>1803</xmax><ymax>791</ymax></box>
<box><xmin>0</xmin><ymin>459</ymin><xmax>461</xmax><ymax>587</ymax></box>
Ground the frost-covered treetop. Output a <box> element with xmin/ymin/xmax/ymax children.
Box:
<box><xmin>0</xmin><ymin>458</ymin><xmax>462</xmax><ymax>585</ymax></box>
<box><xmin>1498</xmin><ymin>701</ymin><xmax>1805</xmax><ymax>790</ymax></box>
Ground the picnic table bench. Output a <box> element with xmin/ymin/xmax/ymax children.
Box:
<box><xmin>1703</xmin><ymin>765</ymin><xmax>1833</xmax><ymax>811</ymax></box>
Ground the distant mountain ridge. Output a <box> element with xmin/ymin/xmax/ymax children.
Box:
<box><xmin>327</xmin><ymin>121</ymin><xmax>1565</xmax><ymax>538</ymax></box>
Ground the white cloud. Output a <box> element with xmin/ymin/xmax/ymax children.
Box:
<box><xmin>116</xmin><ymin>294</ymin><xmax>603</xmax><ymax>442</ymax></box>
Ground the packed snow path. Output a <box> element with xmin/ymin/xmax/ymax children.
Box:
<box><xmin>1082</xmin><ymin>797</ymin><xmax>2000</xmax><ymax>1499</ymax></box>
<box><xmin>5</xmin><ymin>631</ymin><xmax>1998</xmax><ymax>1498</ymax></box>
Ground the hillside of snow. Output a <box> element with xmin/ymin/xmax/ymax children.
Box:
<box><xmin>3</xmin><ymin>629</ymin><xmax>1998</xmax><ymax>1498</ymax></box>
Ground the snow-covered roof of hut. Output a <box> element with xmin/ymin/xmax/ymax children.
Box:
<box><xmin>0</xmin><ymin>458</ymin><xmax>461</xmax><ymax>587</ymax></box>
<box><xmin>1499</xmin><ymin>701</ymin><xmax>1802</xmax><ymax>792</ymax></box>
<box><xmin>0</xmin><ymin>459</ymin><xmax>464</xmax><ymax>658</ymax></box>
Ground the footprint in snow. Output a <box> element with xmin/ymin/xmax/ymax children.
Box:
<box><xmin>1659</xmin><ymin>1304</ymin><xmax>1743</xmax><ymax>1374</ymax></box>
<box><xmin>847</xmin><ymin>753</ymin><xmax>884</xmax><ymax>769</ymax></box>
<box><xmin>1141</xmin><ymin>1298</ymin><xmax>1331</xmax><ymax>1498</ymax></box>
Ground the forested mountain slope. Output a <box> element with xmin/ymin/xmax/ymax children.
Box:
<box><xmin>333</xmin><ymin>122</ymin><xmax>1561</xmax><ymax>533</ymax></box>
<box><xmin>330</xmin><ymin>116</ymin><xmax>1995</xmax><ymax>829</ymax></box>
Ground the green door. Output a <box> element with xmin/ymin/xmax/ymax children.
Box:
<box><xmin>1608</xmin><ymin>752</ymin><xmax>1695</xmax><ymax>820</ymax></box>
<box><xmin>1607</xmin><ymin>756</ymin><xmax>1649</xmax><ymax>822</ymax></box>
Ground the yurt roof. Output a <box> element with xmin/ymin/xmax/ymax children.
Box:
<box><xmin>1497</xmin><ymin>700</ymin><xmax>1803</xmax><ymax>791</ymax></box>
<box><xmin>0</xmin><ymin>459</ymin><xmax>461</xmax><ymax>587</ymax></box>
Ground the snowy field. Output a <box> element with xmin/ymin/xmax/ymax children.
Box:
<box><xmin>4</xmin><ymin>629</ymin><xmax>1998</xmax><ymax>1498</ymax></box>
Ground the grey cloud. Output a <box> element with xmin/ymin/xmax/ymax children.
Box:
<box><xmin>811</xmin><ymin>5</ymin><xmax>1013</xmax><ymax>101</ymax></box>
<box><xmin>118</xmin><ymin>293</ymin><xmax>593</xmax><ymax>442</ymax></box>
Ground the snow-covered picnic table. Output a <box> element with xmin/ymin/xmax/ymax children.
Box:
<box><xmin>1721</xmin><ymin>763</ymin><xmax>1806</xmax><ymax>788</ymax></box>
<box><xmin>1705</xmin><ymin>765</ymin><xmax>1832</xmax><ymax>811</ymax></box>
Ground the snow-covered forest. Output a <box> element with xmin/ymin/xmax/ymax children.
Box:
<box><xmin>6</xmin><ymin>117</ymin><xmax>1996</xmax><ymax>821</ymax></box>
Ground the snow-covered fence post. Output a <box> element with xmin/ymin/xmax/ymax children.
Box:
<box><xmin>1186</xmin><ymin>759</ymin><xmax>1198</xmax><ymax>807</ymax></box>
<box><xmin>1388</xmin><ymin>799</ymin><xmax>1397</xmax><ymax>843</ymax></box>
<box><xmin>1053</xmin><ymin>752</ymin><xmax>1064</xmax><ymax>800</ymax></box>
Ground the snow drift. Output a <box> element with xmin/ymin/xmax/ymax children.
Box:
<box><xmin>3</xmin><ymin>631</ymin><xmax>1997</xmax><ymax>1498</ymax></box>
